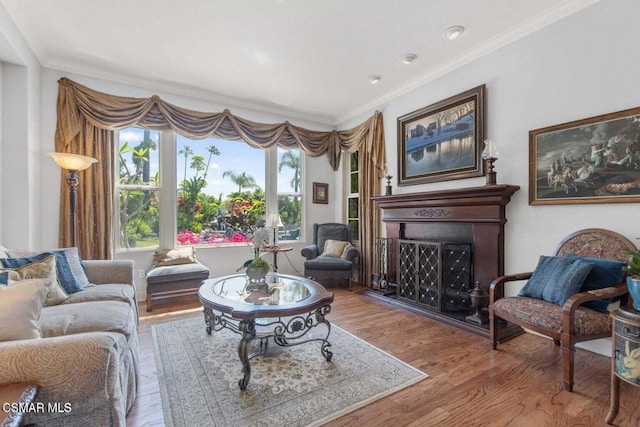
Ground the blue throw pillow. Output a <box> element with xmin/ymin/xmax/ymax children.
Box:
<box><xmin>0</xmin><ymin>251</ymin><xmax>84</xmax><ymax>294</ymax></box>
<box><xmin>0</xmin><ymin>271</ymin><xmax>8</xmax><ymax>285</ymax></box>
<box><xmin>566</xmin><ymin>255</ymin><xmax>626</xmax><ymax>313</ymax></box>
<box><xmin>518</xmin><ymin>255</ymin><xmax>594</xmax><ymax>306</ymax></box>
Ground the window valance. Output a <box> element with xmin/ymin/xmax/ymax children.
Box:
<box><xmin>55</xmin><ymin>77</ymin><xmax>385</xmax><ymax>172</ymax></box>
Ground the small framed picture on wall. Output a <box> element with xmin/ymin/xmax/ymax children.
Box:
<box><xmin>312</xmin><ymin>182</ymin><xmax>329</xmax><ymax>204</ymax></box>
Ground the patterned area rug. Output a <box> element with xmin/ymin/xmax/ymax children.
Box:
<box><xmin>152</xmin><ymin>316</ymin><xmax>427</xmax><ymax>427</ymax></box>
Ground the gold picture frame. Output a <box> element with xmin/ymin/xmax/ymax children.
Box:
<box><xmin>397</xmin><ymin>85</ymin><xmax>485</xmax><ymax>185</ymax></box>
<box><xmin>312</xmin><ymin>182</ymin><xmax>328</xmax><ymax>204</ymax></box>
<box><xmin>529</xmin><ymin>106</ymin><xmax>640</xmax><ymax>205</ymax></box>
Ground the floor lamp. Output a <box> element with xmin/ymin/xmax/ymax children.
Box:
<box><xmin>48</xmin><ymin>152</ymin><xmax>98</xmax><ymax>247</ymax></box>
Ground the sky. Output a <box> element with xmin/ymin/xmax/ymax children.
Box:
<box><xmin>118</xmin><ymin>127</ymin><xmax>298</xmax><ymax>197</ymax></box>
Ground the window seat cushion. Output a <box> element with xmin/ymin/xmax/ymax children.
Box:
<box><xmin>146</xmin><ymin>262</ymin><xmax>209</xmax><ymax>282</ymax></box>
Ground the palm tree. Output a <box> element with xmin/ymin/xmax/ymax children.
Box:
<box><xmin>278</xmin><ymin>150</ymin><xmax>301</xmax><ymax>192</ymax></box>
<box><xmin>135</xmin><ymin>129</ymin><xmax>157</xmax><ymax>183</ymax></box>
<box><xmin>202</xmin><ymin>145</ymin><xmax>220</xmax><ymax>181</ymax></box>
<box><xmin>222</xmin><ymin>170</ymin><xmax>258</xmax><ymax>192</ymax></box>
<box><xmin>178</xmin><ymin>145</ymin><xmax>193</xmax><ymax>183</ymax></box>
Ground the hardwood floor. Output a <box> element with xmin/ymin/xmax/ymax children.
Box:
<box><xmin>126</xmin><ymin>286</ymin><xmax>640</xmax><ymax>426</ymax></box>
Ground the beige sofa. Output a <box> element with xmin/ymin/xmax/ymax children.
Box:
<box><xmin>0</xmin><ymin>259</ymin><xmax>139</xmax><ymax>426</ymax></box>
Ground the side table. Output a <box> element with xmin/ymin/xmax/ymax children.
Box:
<box><xmin>606</xmin><ymin>306</ymin><xmax>640</xmax><ymax>424</ymax></box>
<box><xmin>260</xmin><ymin>246</ymin><xmax>292</xmax><ymax>272</ymax></box>
<box><xmin>0</xmin><ymin>383</ymin><xmax>39</xmax><ymax>427</ymax></box>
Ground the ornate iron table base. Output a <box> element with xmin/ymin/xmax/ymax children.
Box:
<box><xmin>203</xmin><ymin>305</ymin><xmax>333</xmax><ymax>390</ymax></box>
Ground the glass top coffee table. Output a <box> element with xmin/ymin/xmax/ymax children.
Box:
<box><xmin>198</xmin><ymin>273</ymin><xmax>334</xmax><ymax>390</ymax></box>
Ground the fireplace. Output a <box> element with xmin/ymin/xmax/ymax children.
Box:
<box><xmin>370</xmin><ymin>184</ymin><xmax>521</xmax><ymax>340</ymax></box>
<box><xmin>397</xmin><ymin>239</ymin><xmax>472</xmax><ymax>313</ymax></box>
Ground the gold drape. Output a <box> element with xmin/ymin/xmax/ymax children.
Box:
<box><xmin>55</xmin><ymin>77</ymin><xmax>386</xmax><ymax>277</ymax></box>
<box><xmin>55</xmin><ymin>89</ymin><xmax>115</xmax><ymax>260</ymax></box>
<box><xmin>340</xmin><ymin>112</ymin><xmax>386</xmax><ymax>285</ymax></box>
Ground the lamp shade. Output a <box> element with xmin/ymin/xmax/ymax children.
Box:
<box><xmin>268</xmin><ymin>212</ymin><xmax>284</xmax><ymax>228</ymax></box>
<box><xmin>48</xmin><ymin>152</ymin><xmax>97</xmax><ymax>170</ymax></box>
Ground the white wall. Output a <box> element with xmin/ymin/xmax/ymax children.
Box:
<box><xmin>339</xmin><ymin>0</ymin><xmax>640</xmax><ymax>281</ymax></box>
<box><xmin>39</xmin><ymin>68</ymin><xmax>337</xmax><ymax>298</ymax></box>
<box><xmin>0</xmin><ymin>2</ymin><xmax>42</xmax><ymax>249</ymax></box>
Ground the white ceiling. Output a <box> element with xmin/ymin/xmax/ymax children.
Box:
<box><xmin>1</xmin><ymin>0</ymin><xmax>595</xmax><ymax>125</ymax></box>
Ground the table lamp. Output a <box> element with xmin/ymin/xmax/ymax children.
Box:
<box><xmin>268</xmin><ymin>212</ymin><xmax>284</xmax><ymax>246</ymax></box>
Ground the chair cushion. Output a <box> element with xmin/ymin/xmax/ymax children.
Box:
<box><xmin>493</xmin><ymin>296</ymin><xmax>612</xmax><ymax>336</ymax></box>
<box><xmin>566</xmin><ymin>255</ymin><xmax>626</xmax><ymax>313</ymax></box>
<box><xmin>555</xmin><ymin>229</ymin><xmax>633</xmax><ymax>262</ymax></box>
<box><xmin>323</xmin><ymin>239</ymin><xmax>351</xmax><ymax>257</ymax></box>
<box><xmin>304</xmin><ymin>256</ymin><xmax>353</xmax><ymax>271</ymax></box>
<box><xmin>518</xmin><ymin>255</ymin><xmax>593</xmax><ymax>306</ymax></box>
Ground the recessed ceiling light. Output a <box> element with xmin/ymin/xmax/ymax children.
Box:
<box><xmin>401</xmin><ymin>53</ymin><xmax>418</xmax><ymax>64</ymax></box>
<box><xmin>444</xmin><ymin>25</ymin><xmax>465</xmax><ymax>40</ymax></box>
<box><xmin>369</xmin><ymin>75</ymin><xmax>382</xmax><ymax>84</ymax></box>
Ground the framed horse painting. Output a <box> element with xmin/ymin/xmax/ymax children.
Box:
<box><xmin>529</xmin><ymin>106</ymin><xmax>640</xmax><ymax>205</ymax></box>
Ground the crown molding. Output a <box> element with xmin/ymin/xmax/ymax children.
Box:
<box><xmin>338</xmin><ymin>0</ymin><xmax>599</xmax><ymax>125</ymax></box>
<box><xmin>45</xmin><ymin>61</ymin><xmax>337</xmax><ymax>128</ymax></box>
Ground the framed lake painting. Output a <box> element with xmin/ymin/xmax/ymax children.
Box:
<box><xmin>529</xmin><ymin>106</ymin><xmax>640</xmax><ymax>205</ymax></box>
<box><xmin>397</xmin><ymin>85</ymin><xmax>485</xmax><ymax>186</ymax></box>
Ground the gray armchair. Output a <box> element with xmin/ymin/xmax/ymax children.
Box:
<box><xmin>301</xmin><ymin>223</ymin><xmax>358</xmax><ymax>290</ymax></box>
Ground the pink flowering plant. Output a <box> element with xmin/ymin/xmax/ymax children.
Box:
<box><xmin>176</xmin><ymin>230</ymin><xmax>252</xmax><ymax>246</ymax></box>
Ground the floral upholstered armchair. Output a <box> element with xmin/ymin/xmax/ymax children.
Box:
<box><xmin>489</xmin><ymin>228</ymin><xmax>636</xmax><ymax>392</ymax></box>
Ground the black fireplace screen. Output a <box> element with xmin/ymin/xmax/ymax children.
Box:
<box><xmin>398</xmin><ymin>240</ymin><xmax>472</xmax><ymax>313</ymax></box>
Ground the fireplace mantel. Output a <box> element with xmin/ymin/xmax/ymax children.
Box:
<box><xmin>372</xmin><ymin>184</ymin><xmax>520</xmax><ymax>223</ymax></box>
<box><xmin>370</xmin><ymin>184</ymin><xmax>520</xmax><ymax>339</ymax></box>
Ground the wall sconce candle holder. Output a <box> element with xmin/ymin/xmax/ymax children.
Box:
<box><xmin>385</xmin><ymin>175</ymin><xmax>393</xmax><ymax>195</ymax></box>
<box><xmin>482</xmin><ymin>140</ymin><xmax>499</xmax><ymax>185</ymax></box>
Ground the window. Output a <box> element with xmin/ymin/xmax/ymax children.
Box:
<box><xmin>176</xmin><ymin>135</ymin><xmax>265</xmax><ymax>246</ymax></box>
<box><xmin>117</xmin><ymin>128</ymin><xmax>161</xmax><ymax>249</ymax></box>
<box><xmin>347</xmin><ymin>151</ymin><xmax>359</xmax><ymax>241</ymax></box>
<box><xmin>116</xmin><ymin>127</ymin><xmax>303</xmax><ymax>250</ymax></box>
<box><xmin>277</xmin><ymin>148</ymin><xmax>302</xmax><ymax>241</ymax></box>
